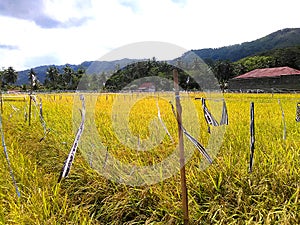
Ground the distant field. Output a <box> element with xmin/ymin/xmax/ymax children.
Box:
<box><xmin>0</xmin><ymin>92</ymin><xmax>299</xmax><ymax>224</ymax></box>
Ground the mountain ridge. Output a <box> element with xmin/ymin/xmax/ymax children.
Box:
<box><xmin>16</xmin><ymin>28</ymin><xmax>300</xmax><ymax>85</ymax></box>
<box><xmin>16</xmin><ymin>58</ymin><xmax>141</xmax><ymax>85</ymax></box>
<box><xmin>191</xmin><ymin>28</ymin><xmax>300</xmax><ymax>62</ymax></box>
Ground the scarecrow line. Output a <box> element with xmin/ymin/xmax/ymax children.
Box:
<box><xmin>58</xmin><ymin>95</ymin><xmax>85</xmax><ymax>182</ymax></box>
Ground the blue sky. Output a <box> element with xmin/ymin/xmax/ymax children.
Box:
<box><xmin>0</xmin><ymin>0</ymin><xmax>299</xmax><ymax>70</ymax></box>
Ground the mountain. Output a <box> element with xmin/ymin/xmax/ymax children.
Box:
<box><xmin>16</xmin><ymin>58</ymin><xmax>140</xmax><ymax>85</ymax></box>
<box><xmin>16</xmin><ymin>63</ymin><xmax>86</xmax><ymax>85</ymax></box>
<box><xmin>191</xmin><ymin>28</ymin><xmax>300</xmax><ymax>62</ymax></box>
<box><xmin>15</xmin><ymin>28</ymin><xmax>300</xmax><ymax>85</ymax></box>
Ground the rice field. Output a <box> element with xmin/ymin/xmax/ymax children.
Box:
<box><xmin>0</xmin><ymin>92</ymin><xmax>299</xmax><ymax>224</ymax></box>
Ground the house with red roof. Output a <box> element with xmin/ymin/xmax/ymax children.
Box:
<box><xmin>137</xmin><ymin>82</ymin><xmax>156</xmax><ymax>92</ymax></box>
<box><xmin>229</xmin><ymin>66</ymin><xmax>300</xmax><ymax>92</ymax></box>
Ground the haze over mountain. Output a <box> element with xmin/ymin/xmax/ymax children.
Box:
<box><xmin>16</xmin><ymin>28</ymin><xmax>300</xmax><ymax>85</ymax></box>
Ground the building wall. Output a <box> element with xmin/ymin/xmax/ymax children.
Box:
<box><xmin>228</xmin><ymin>75</ymin><xmax>300</xmax><ymax>92</ymax></box>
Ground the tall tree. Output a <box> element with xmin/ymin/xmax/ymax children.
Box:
<box><xmin>3</xmin><ymin>66</ymin><xmax>18</xmax><ymax>85</ymax></box>
<box><xmin>211</xmin><ymin>60</ymin><xmax>234</xmax><ymax>83</ymax></box>
<box><xmin>45</xmin><ymin>66</ymin><xmax>60</xmax><ymax>89</ymax></box>
<box><xmin>61</xmin><ymin>66</ymin><xmax>85</xmax><ymax>90</ymax></box>
<box><xmin>62</xmin><ymin>65</ymin><xmax>73</xmax><ymax>89</ymax></box>
<box><xmin>73</xmin><ymin>67</ymin><xmax>85</xmax><ymax>89</ymax></box>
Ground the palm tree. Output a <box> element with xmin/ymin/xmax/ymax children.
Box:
<box><xmin>45</xmin><ymin>66</ymin><xmax>60</xmax><ymax>89</ymax></box>
<box><xmin>3</xmin><ymin>66</ymin><xmax>18</xmax><ymax>85</ymax></box>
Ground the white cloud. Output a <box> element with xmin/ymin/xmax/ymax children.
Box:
<box><xmin>44</xmin><ymin>0</ymin><xmax>92</xmax><ymax>23</ymax></box>
<box><xmin>0</xmin><ymin>0</ymin><xmax>299</xmax><ymax>70</ymax></box>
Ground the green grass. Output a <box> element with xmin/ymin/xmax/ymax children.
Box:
<box><xmin>0</xmin><ymin>93</ymin><xmax>299</xmax><ymax>224</ymax></box>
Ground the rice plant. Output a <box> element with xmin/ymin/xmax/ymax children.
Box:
<box><xmin>0</xmin><ymin>92</ymin><xmax>299</xmax><ymax>224</ymax></box>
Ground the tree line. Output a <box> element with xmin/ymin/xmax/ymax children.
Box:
<box><xmin>2</xmin><ymin>45</ymin><xmax>300</xmax><ymax>91</ymax></box>
<box><xmin>0</xmin><ymin>65</ymin><xmax>86</xmax><ymax>91</ymax></box>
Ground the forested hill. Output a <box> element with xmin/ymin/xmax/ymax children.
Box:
<box><xmin>15</xmin><ymin>28</ymin><xmax>300</xmax><ymax>86</ymax></box>
<box><xmin>191</xmin><ymin>28</ymin><xmax>300</xmax><ymax>62</ymax></box>
<box><xmin>16</xmin><ymin>58</ymin><xmax>138</xmax><ymax>85</ymax></box>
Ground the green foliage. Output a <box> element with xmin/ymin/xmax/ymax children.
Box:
<box><xmin>104</xmin><ymin>59</ymin><xmax>199</xmax><ymax>91</ymax></box>
<box><xmin>259</xmin><ymin>46</ymin><xmax>300</xmax><ymax>70</ymax></box>
<box><xmin>0</xmin><ymin>66</ymin><xmax>18</xmax><ymax>86</ymax></box>
<box><xmin>232</xmin><ymin>56</ymin><xmax>276</xmax><ymax>75</ymax></box>
<box><xmin>44</xmin><ymin>66</ymin><xmax>60</xmax><ymax>90</ymax></box>
<box><xmin>193</xmin><ymin>28</ymin><xmax>300</xmax><ymax>62</ymax></box>
<box><xmin>44</xmin><ymin>65</ymin><xmax>85</xmax><ymax>90</ymax></box>
<box><xmin>211</xmin><ymin>60</ymin><xmax>235</xmax><ymax>83</ymax></box>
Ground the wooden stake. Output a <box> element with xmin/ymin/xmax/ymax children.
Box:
<box><xmin>249</xmin><ymin>102</ymin><xmax>255</xmax><ymax>173</ymax></box>
<box><xmin>173</xmin><ymin>69</ymin><xmax>189</xmax><ymax>224</ymax></box>
<box><xmin>296</xmin><ymin>102</ymin><xmax>300</xmax><ymax>122</ymax></box>
<box><xmin>28</xmin><ymin>95</ymin><xmax>32</xmax><ymax>126</ymax></box>
<box><xmin>0</xmin><ymin>91</ymin><xmax>3</xmax><ymax>114</ymax></box>
<box><xmin>28</xmin><ymin>74</ymin><xmax>33</xmax><ymax>126</ymax></box>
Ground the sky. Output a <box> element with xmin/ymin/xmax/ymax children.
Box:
<box><xmin>0</xmin><ymin>0</ymin><xmax>299</xmax><ymax>71</ymax></box>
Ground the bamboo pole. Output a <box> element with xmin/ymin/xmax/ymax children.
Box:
<box><xmin>173</xmin><ymin>69</ymin><xmax>189</xmax><ymax>224</ymax></box>
<box><xmin>249</xmin><ymin>102</ymin><xmax>255</xmax><ymax>173</ymax></box>
<box><xmin>296</xmin><ymin>102</ymin><xmax>300</xmax><ymax>122</ymax></box>
<box><xmin>28</xmin><ymin>95</ymin><xmax>32</xmax><ymax>126</ymax></box>
<box><xmin>0</xmin><ymin>90</ymin><xmax>3</xmax><ymax>114</ymax></box>
<box><xmin>0</xmin><ymin>80</ymin><xmax>3</xmax><ymax>114</ymax></box>
<box><xmin>28</xmin><ymin>73</ymin><xmax>33</xmax><ymax>126</ymax></box>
